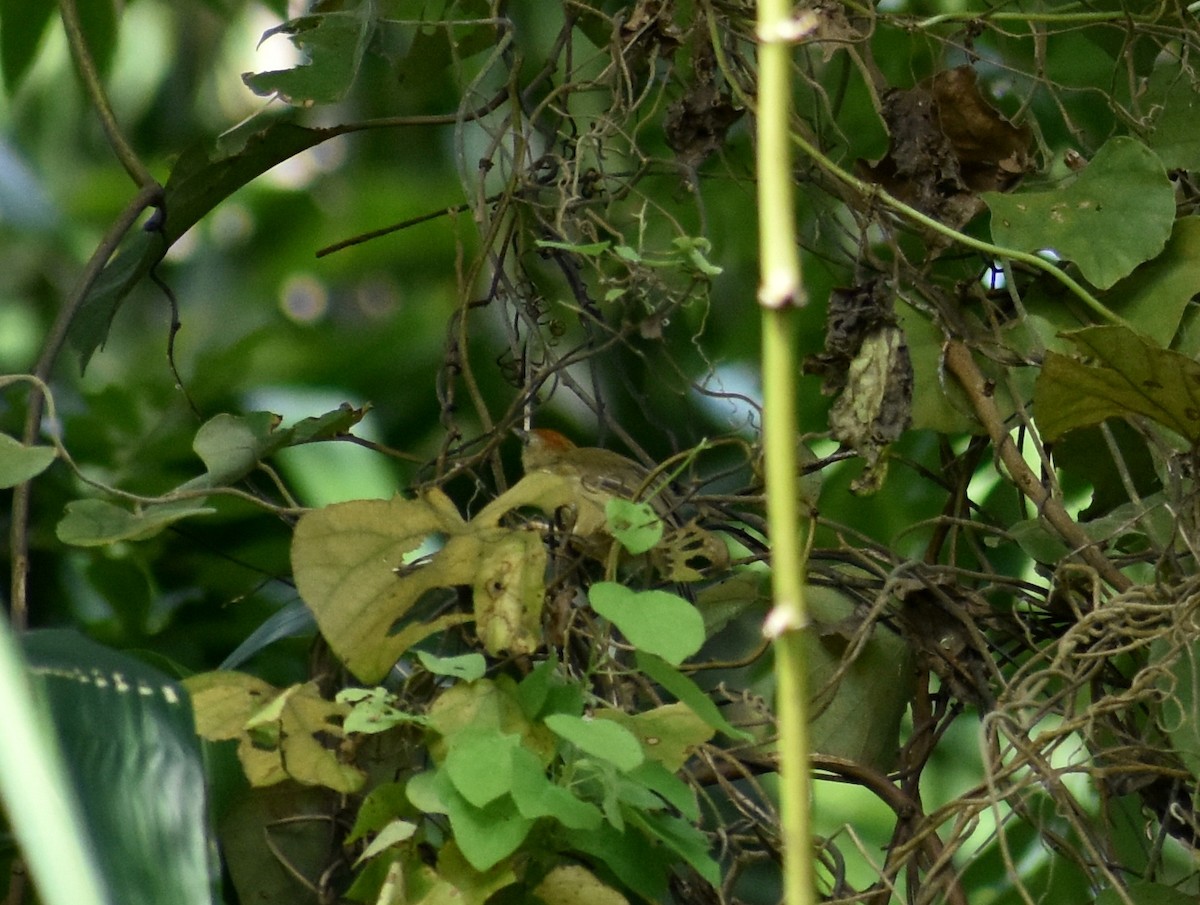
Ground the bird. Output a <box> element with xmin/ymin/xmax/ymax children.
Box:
<box><xmin>515</xmin><ymin>427</ymin><xmax>674</xmax><ymax>518</ymax></box>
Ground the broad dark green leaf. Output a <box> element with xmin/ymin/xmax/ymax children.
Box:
<box><xmin>0</xmin><ymin>0</ymin><xmax>55</xmax><ymax>93</ymax></box>
<box><xmin>1142</xmin><ymin>68</ymin><xmax>1200</xmax><ymax>170</ymax></box>
<box><xmin>1034</xmin><ymin>325</ymin><xmax>1200</xmax><ymax>443</ymax></box>
<box><xmin>71</xmin><ymin>120</ymin><xmax>345</xmax><ymax>368</ymax></box>
<box><xmin>804</xmin><ymin>586</ymin><xmax>914</xmax><ymax>773</ymax></box>
<box><xmin>218</xmin><ymin>601</ymin><xmax>316</xmax><ymax>670</ymax></box>
<box><xmin>563</xmin><ymin>821</ymin><xmax>672</xmax><ymax>902</ymax></box>
<box><xmin>1096</xmin><ymin>882</ymin><xmax>1199</xmax><ymax>905</ymax></box>
<box><xmin>23</xmin><ymin>630</ymin><xmax>223</xmax><ymax>905</ymax></box>
<box><xmin>76</xmin><ymin>0</ymin><xmax>119</xmax><ymax>79</ymax></box>
<box><xmin>986</xmin><ymin>137</ymin><xmax>1175</xmax><ymax>289</ymax></box>
<box><xmin>625</xmin><ymin>809</ymin><xmax>719</xmax><ymax>886</ymax></box>
<box><xmin>1104</xmin><ymin>217</ymin><xmax>1200</xmax><ymax>345</ymax></box>
<box><xmin>345</xmin><ymin>782</ymin><xmax>409</xmax><ymax>845</ymax></box>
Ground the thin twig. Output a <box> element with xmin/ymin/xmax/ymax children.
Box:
<box><xmin>9</xmin><ymin>183</ymin><xmax>164</xmax><ymax>631</ymax></box>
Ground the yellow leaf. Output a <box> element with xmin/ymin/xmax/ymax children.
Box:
<box><xmin>184</xmin><ymin>673</ymin><xmax>365</xmax><ymax>793</ymax></box>
<box><xmin>473</xmin><ymin>529</ymin><xmax>546</xmax><ymax>656</ymax></box>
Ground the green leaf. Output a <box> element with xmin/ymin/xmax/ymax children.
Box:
<box><xmin>355</xmin><ymin>819</ymin><xmax>416</xmax><ymax>865</ymax></box>
<box><xmin>544</xmin><ymin>713</ymin><xmax>644</xmax><ymax>771</ymax></box>
<box><xmin>337</xmin><ymin>686</ymin><xmax>422</xmax><ymax>734</ymax></box>
<box><xmin>72</xmin><ymin>121</ymin><xmax>345</xmax><ymax>368</ymax></box>
<box><xmin>416</xmin><ymin>650</ymin><xmax>486</xmax><ymax>681</ymax></box>
<box><xmin>426</xmin><ymin>678</ymin><xmax>558</xmax><ymax>768</ymax></box>
<box><xmin>0</xmin><ymin>626</ymin><xmax>110</xmax><ymax>905</ymax></box>
<box><xmin>805</xmin><ymin>585</ymin><xmax>915</xmax><ymax>773</ymax></box>
<box><xmin>1</xmin><ymin>0</ymin><xmax>55</xmax><ymax>93</ymax></box>
<box><xmin>1034</xmin><ymin>325</ymin><xmax>1200</xmax><ymax>443</ymax></box>
<box><xmin>444</xmin><ymin>787</ymin><xmax>533</xmax><ymax>872</ymax></box>
<box><xmin>605</xmin><ymin>499</ymin><xmax>663</xmax><ymax>554</ymax></box>
<box><xmin>509</xmin><ymin>746</ymin><xmax>602</xmax><ymax>830</ymax></box>
<box><xmin>56</xmin><ymin>499</ymin><xmax>217</xmax><ymax>547</ymax></box>
<box><xmin>985</xmin><ymin>137</ymin><xmax>1175</xmax><ymax>288</ymax></box>
<box><xmin>625</xmin><ymin>809</ymin><xmax>719</xmax><ymax>886</ymax></box>
<box><xmin>185</xmin><ymin>411</ymin><xmax>285</xmax><ymax>488</ymax></box>
<box><xmin>594</xmin><ymin>703</ymin><xmax>714</xmax><ymax>772</ymax></box>
<box><xmin>24</xmin><ymin>630</ymin><xmax>222</xmax><ymax>905</ymax></box>
<box><xmin>444</xmin><ymin>729</ymin><xmax>519</xmax><ymax>807</ymax></box>
<box><xmin>515</xmin><ymin>656</ymin><xmax>557</xmax><ymax>719</ymax></box>
<box><xmin>1096</xmin><ymin>882</ymin><xmax>1200</xmax><ymax>905</ymax></box>
<box><xmin>635</xmin><ymin>651</ymin><xmax>752</xmax><ymax>742</ymax></box>
<box><xmin>587</xmin><ymin>583</ymin><xmax>704</xmax><ymax>666</ymax></box>
<box><xmin>626</xmin><ymin>760</ymin><xmax>698</xmax><ymax>821</ymax></box>
<box><xmin>0</xmin><ymin>432</ymin><xmax>56</xmax><ymax>487</ymax></box>
<box><xmin>1143</xmin><ymin>68</ymin><xmax>1200</xmax><ymax>170</ymax></box>
<box><xmin>1104</xmin><ymin>217</ymin><xmax>1200</xmax><ymax>345</ymax></box>
<box><xmin>406</xmin><ymin>770</ymin><xmax>447</xmax><ymax>815</ymax></box>
<box><xmin>563</xmin><ymin>822</ymin><xmax>672</xmax><ymax>902</ymax></box>
<box><xmin>76</xmin><ymin>0</ymin><xmax>118</xmax><ymax>79</ymax></box>
<box><xmin>242</xmin><ymin>2</ymin><xmax>377</xmax><ymax>105</ymax></box>
<box><xmin>1008</xmin><ymin>519</ymin><xmax>1071</xmax><ymax>565</ymax></box>
<box><xmin>346</xmin><ymin>781</ymin><xmax>410</xmax><ymax>844</ymax></box>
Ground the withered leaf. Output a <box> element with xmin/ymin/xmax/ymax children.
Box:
<box><xmin>827</xmin><ymin>325</ymin><xmax>913</xmax><ymax>494</ymax></box>
<box><xmin>861</xmin><ymin>65</ymin><xmax>1032</xmax><ymax>229</ymax></box>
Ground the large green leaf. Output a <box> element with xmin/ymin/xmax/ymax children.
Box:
<box><xmin>985</xmin><ymin>137</ymin><xmax>1175</xmax><ymax>289</ymax></box>
<box><xmin>0</xmin><ymin>0</ymin><xmax>55</xmax><ymax>93</ymax></box>
<box><xmin>805</xmin><ymin>585</ymin><xmax>914</xmax><ymax>773</ymax></box>
<box><xmin>1142</xmin><ymin>67</ymin><xmax>1200</xmax><ymax>170</ymax></box>
<box><xmin>1096</xmin><ymin>882</ymin><xmax>1200</xmax><ymax>905</ymax></box>
<box><xmin>1103</xmin><ymin>216</ymin><xmax>1200</xmax><ymax>345</ymax></box>
<box><xmin>0</xmin><ymin>625</ymin><xmax>109</xmax><ymax>905</ymax></box>
<box><xmin>71</xmin><ymin>120</ymin><xmax>347</xmax><ymax>368</ymax></box>
<box><xmin>23</xmin><ymin>630</ymin><xmax>223</xmax><ymax>905</ymax></box>
<box><xmin>1034</xmin><ymin>325</ymin><xmax>1200</xmax><ymax>443</ymax></box>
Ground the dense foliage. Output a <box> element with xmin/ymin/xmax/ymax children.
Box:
<box><xmin>4</xmin><ymin>1</ymin><xmax>1200</xmax><ymax>904</ymax></box>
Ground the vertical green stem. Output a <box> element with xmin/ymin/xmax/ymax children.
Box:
<box><xmin>755</xmin><ymin>3</ymin><xmax>815</xmax><ymax>904</ymax></box>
